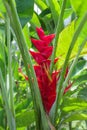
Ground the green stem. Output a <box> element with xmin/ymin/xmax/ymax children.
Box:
<box><xmin>6</xmin><ymin>14</ymin><xmax>15</xmax><ymax>117</ymax></box>
<box><xmin>54</xmin><ymin>12</ymin><xmax>87</xmax><ymax>124</ymax></box>
<box><xmin>1</xmin><ymin>34</ymin><xmax>6</xmax><ymax>81</ymax></box>
<box><xmin>50</xmin><ymin>0</ymin><xmax>67</xmax><ymax>73</ymax></box>
<box><xmin>3</xmin><ymin>0</ymin><xmax>49</xmax><ymax>130</ymax></box>
<box><xmin>0</xmin><ymin>69</ymin><xmax>16</xmax><ymax>130</ymax></box>
<box><xmin>85</xmin><ymin>120</ymin><xmax>87</xmax><ymax>128</ymax></box>
<box><xmin>69</xmin><ymin>122</ymin><xmax>72</xmax><ymax>130</ymax></box>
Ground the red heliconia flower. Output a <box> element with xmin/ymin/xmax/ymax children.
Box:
<box><xmin>30</xmin><ymin>27</ymin><xmax>72</xmax><ymax>113</ymax></box>
<box><xmin>19</xmin><ymin>27</ymin><xmax>72</xmax><ymax>113</ymax></box>
<box><xmin>36</xmin><ymin>27</ymin><xmax>45</xmax><ymax>40</ymax></box>
<box><xmin>36</xmin><ymin>27</ymin><xmax>55</xmax><ymax>44</ymax></box>
<box><xmin>29</xmin><ymin>27</ymin><xmax>59</xmax><ymax>113</ymax></box>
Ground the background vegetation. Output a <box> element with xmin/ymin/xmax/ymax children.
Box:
<box><xmin>0</xmin><ymin>0</ymin><xmax>87</xmax><ymax>129</ymax></box>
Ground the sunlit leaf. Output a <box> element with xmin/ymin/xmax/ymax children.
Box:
<box><xmin>70</xmin><ymin>0</ymin><xmax>87</xmax><ymax>39</ymax></box>
<box><xmin>35</xmin><ymin>0</ymin><xmax>47</xmax><ymax>10</ymax></box>
<box><xmin>61</xmin><ymin>97</ymin><xmax>87</xmax><ymax>122</ymax></box>
<box><xmin>62</xmin><ymin>98</ymin><xmax>87</xmax><ymax>113</ymax></box>
<box><xmin>16</xmin><ymin>110</ymin><xmax>35</xmax><ymax>127</ymax></box>
<box><xmin>0</xmin><ymin>0</ymin><xmax>6</xmax><ymax>13</ymax></box>
<box><xmin>56</xmin><ymin>21</ymin><xmax>87</xmax><ymax>67</ymax></box>
<box><xmin>65</xmin><ymin>112</ymin><xmax>87</xmax><ymax>122</ymax></box>
<box><xmin>29</xmin><ymin>12</ymin><xmax>41</xmax><ymax>29</ymax></box>
<box><xmin>15</xmin><ymin>98</ymin><xmax>32</xmax><ymax>113</ymax></box>
<box><xmin>70</xmin><ymin>0</ymin><xmax>87</xmax><ymax>16</ymax></box>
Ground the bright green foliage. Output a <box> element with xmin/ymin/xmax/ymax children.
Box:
<box><xmin>61</xmin><ymin>97</ymin><xmax>87</xmax><ymax>122</ymax></box>
<box><xmin>62</xmin><ymin>98</ymin><xmax>87</xmax><ymax>112</ymax></box>
<box><xmin>56</xmin><ymin>21</ymin><xmax>75</xmax><ymax>66</ymax></box>
<box><xmin>16</xmin><ymin>110</ymin><xmax>35</xmax><ymax>127</ymax></box>
<box><xmin>55</xmin><ymin>0</ymin><xmax>87</xmax><ymax>67</ymax></box>
<box><xmin>65</xmin><ymin>112</ymin><xmax>87</xmax><ymax>122</ymax></box>
<box><xmin>0</xmin><ymin>0</ymin><xmax>87</xmax><ymax>130</ymax></box>
<box><xmin>56</xmin><ymin>21</ymin><xmax>87</xmax><ymax>67</ymax></box>
<box><xmin>0</xmin><ymin>0</ymin><xmax>6</xmax><ymax>13</ymax></box>
<box><xmin>70</xmin><ymin>0</ymin><xmax>87</xmax><ymax>16</ymax></box>
<box><xmin>30</xmin><ymin>13</ymin><xmax>41</xmax><ymax>29</ymax></box>
<box><xmin>70</xmin><ymin>0</ymin><xmax>87</xmax><ymax>39</ymax></box>
<box><xmin>35</xmin><ymin>0</ymin><xmax>47</xmax><ymax>10</ymax></box>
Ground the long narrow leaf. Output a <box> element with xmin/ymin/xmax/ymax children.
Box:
<box><xmin>0</xmin><ymin>69</ymin><xmax>16</xmax><ymax>130</ymax></box>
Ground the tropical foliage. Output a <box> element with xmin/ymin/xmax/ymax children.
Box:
<box><xmin>0</xmin><ymin>0</ymin><xmax>87</xmax><ymax>130</ymax></box>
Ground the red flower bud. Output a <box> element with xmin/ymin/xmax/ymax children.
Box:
<box><xmin>36</xmin><ymin>27</ymin><xmax>45</xmax><ymax>40</ymax></box>
<box><xmin>29</xmin><ymin>50</ymin><xmax>46</xmax><ymax>64</ymax></box>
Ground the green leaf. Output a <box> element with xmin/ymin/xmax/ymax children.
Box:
<box><xmin>30</xmin><ymin>12</ymin><xmax>41</xmax><ymax>29</ymax></box>
<box><xmin>70</xmin><ymin>0</ymin><xmax>87</xmax><ymax>16</ymax></box>
<box><xmin>23</xmin><ymin>24</ymin><xmax>31</xmax><ymax>48</ymax></box>
<box><xmin>60</xmin><ymin>98</ymin><xmax>87</xmax><ymax>122</ymax></box>
<box><xmin>56</xmin><ymin>21</ymin><xmax>87</xmax><ymax>67</ymax></box>
<box><xmin>15</xmin><ymin>98</ymin><xmax>32</xmax><ymax>113</ymax></box>
<box><xmin>17</xmin><ymin>127</ymin><xmax>27</xmax><ymax>130</ymax></box>
<box><xmin>65</xmin><ymin>112</ymin><xmax>87</xmax><ymax>122</ymax></box>
<box><xmin>15</xmin><ymin>0</ymin><xmax>34</xmax><ymax>27</ymax></box>
<box><xmin>34</xmin><ymin>0</ymin><xmax>55</xmax><ymax>32</ymax></box>
<box><xmin>0</xmin><ymin>109</ymin><xmax>5</xmax><ymax>128</ymax></box>
<box><xmin>0</xmin><ymin>58</ymin><xmax>5</xmax><ymax>78</ymax></box>
<box><xmin>0</xmin><ymin>127</ymin><xmax>4</xmax><ymax>130</ymax></box>
<box><xmin>56</xmin><ymin>21</ymin><xmax>74</xmax><ymax>66</ymax></box>
<box><xmin>62</xmin><ymin>98</ymin><xmax>87</xmax><ymax>113</ymax></box>
<box><xmin>0</xmin><ymin>36</ymin><xmax>5</xmax><ymax>64</ymax></box>
<box><xmin>16</xmin><ymin>110</ymin><xmax>35</xmax><ymax>127</ymax></box>
<box><xmin>0</xmin><ymin>0</ymin><xmax>6</xmax><ymax>13</ymax></box>
<box><xmin>70</xmin><ymin>0</ymin><xmax>87</xmax><ymax>39</ymax></box>
<box><xmin>71</xmin><ymin>60</ymin><xmax>87</xmax><ymax>78</ymax></box>
<box><xmin>64</xmin><ymin>8</ymin><xmax>73</xmax><ymax>19</ymax></box>
<box><xmin>72</xmin><ymin>73</ymin><xmax>87</xmax><ymax>86</ymax></box>
<box><xmin>78</xmin><ymin>87</ymin><xmax>87</xmax><ymax>101</ymax></box>
<box><xmin>35</xmin><ymin>0</ymin><xmax>47</xmax><ymax>10</ymax></box>
<box><xmin>39</xmin><ymin>9</ymin><xmax>53</xmax><ymax>33</ymax></box>
<box><xmin>47</xmin><ymin>0</ymin><xmax>60</xmax><ymax>25</ymax></box>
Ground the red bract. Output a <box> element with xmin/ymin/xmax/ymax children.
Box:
<box><xmin>36</xmin><ymin>27</ymin><xmax>55</xmax><ymax>43</ymax></box>
<box><xmin>30</xmin><ymin>28</ymin><xmax>59</xmax><ymax>113</ymax></box>
<box><xmin>20</xmin><ymin>27</ymin><xmax>72</xmax><ymax>113</ymax></box>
